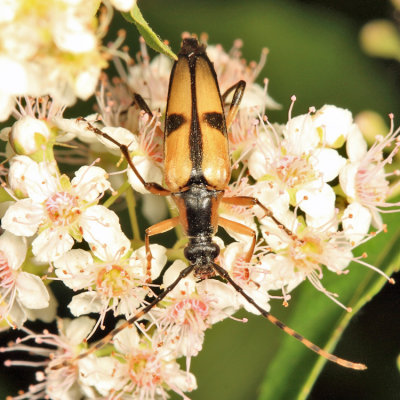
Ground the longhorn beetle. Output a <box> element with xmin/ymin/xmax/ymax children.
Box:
<box><xmin>77</xmin><ymin>37</ymin><xmax>366</xmax><ymax>371</ymax></box>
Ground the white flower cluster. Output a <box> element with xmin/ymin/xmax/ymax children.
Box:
<box><xmin>0</xmin><ymin>0</ymin><xmax>136</xmax><ymax>122</ymax></box>
<box><xmin>0</xmin><ymin>32</ymin><xmax>398</xmax><ymax>400</ymax></box>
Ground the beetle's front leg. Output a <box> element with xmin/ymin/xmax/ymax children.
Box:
<box><xmin>221</xmin><ymin>80</ymin><xmax>246</xmax><ymax>129</ymax></box>
<box><xmin>77</xmin><ymin>117</ymin><xmax>170</xmax><ymax>196</ymax></box>
<box><xmin>218</xmin><ymin>216</ymin><xmax>256</xmax><ymax>263</ymax></box>
<box><xmin>144</xmin><ymin>217</ymin><xmax>180</xmax><ymax>282</ymax></box>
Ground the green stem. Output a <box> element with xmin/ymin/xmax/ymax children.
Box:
<box><xmin>167</xmin><ymin>198</ymin><xmax>184</xmax><ymax>240</ymax></box>
<box><xmin>166</xmin><ymin>247</ymin><xmax>186</xmax><ymax>262</ymax></box>
<box><xmin>103</xmin><ymin>180</ymin><xmax>130</xmax><ymax>208</ymax></box>
<box><xmin>126</xmin><ymin>186</ymin><xmax>141</xmax><ymax>241</ymax></box>
<box><xmin>298</xmin><ymin>230</ymin><xmax>400</xmax><ymax>400</ymax></box>
<box><xmin>173</xmin><ymin>237</ymin><xmax>188</xmax><ymax>250</ymax></box>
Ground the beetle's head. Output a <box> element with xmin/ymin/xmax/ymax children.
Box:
<box><xmin>184</xmin><ymin>239</ymin><xmax>219</xmax><ymax>279</ymax></box>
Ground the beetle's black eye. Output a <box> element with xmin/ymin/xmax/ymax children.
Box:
<box><xmin>204</xmin><ymin>112</ymin><xmax>224</xmax><ymax>132</ymax></box>
<box><xmin>166</xmin><ymin>113</ymin><xmax>185</xmax><ymax>135</ymax></box>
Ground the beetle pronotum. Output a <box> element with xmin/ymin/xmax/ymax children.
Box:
<box><xmin>75</xmin><ymin>37</ymin><xmax>366</xmax><ymax>371</ymax></box>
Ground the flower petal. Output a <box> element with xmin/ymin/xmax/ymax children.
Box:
<box><xmin>346</xmin><ymin>124</ymin><xmax>368</xmax><ymax>162</ymax></box>
<box><xmin>15</xmin><ymin>272</ymin><xmax>49</xmax><ymax>309</ymax></box>
<box><xmin>71</xmin><ymin>165</ymin><xmax>111</xmax><ymax>203</ymax></box>
<box><xmin>313</xmin><ymin>148</ymin><xmax>346</xmax><ymax>182</ymax></box>
<box><xmin>32</xmin><ymin>229</ymin><xmax>74</xmax><ymax>262</ymax></box>
<box><xmin>24</xmin><ymin>161</ymin><xmax>59</xmax><ymax>202</ymax></box>
<box><xmin>54</xmin><ymin>249</ymin><xmax>93</xmax><ymax>290</ymax></box>
<box><xmin>127</xmin><ymin>155</ymin><xmax>163</xmax><ymax>194</ymax></box>
<box><xmin>68</xmin><ymin>292</ymin><xmax>103</xmax><ymax>316</ymax></box>
<box><xmin>1</xmin><ymin>198</ymin><xmax>43</xmax><ymax>236</ymax></box>
<box><xmin>296</xmin><ymin>183</ymin><xmax>335</xmax><ymax>222</ymax></box>
<box><xmin>342</xmin><ymin>202</ymin><xmax>372</xmax><ymax>244</ymax></box>
<box><xmin>339</xmin><ymin>163</ymin><xmax>358</xmax><ymax>200</ymax></box>
<box><xmin>313</xmin><ymin>105</ymin><xmax>353</xmax><ymax>147</ymax></box>
<box><xmin>133</xmin><ymin>244</ymin><xmax>167</xmax><ymax>281</ymax></box>
<box><xmin>0</xmin><ymin>230</ymin><xmax>27</xmax><ymax>270</ymax></box>
<box><xmin>65</xmin><ymin>316</ymin><xmax>96</xmax><ymax>345</ymax></box>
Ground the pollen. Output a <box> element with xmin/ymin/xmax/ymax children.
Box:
<box><xmin>45</xmin><ymin>192</ymin><xmax>79</xmax><ymax>227</ymax></box>
<box><xmin>289</xmin><ymin>234</ymin><xmax>324</xmax><ymax>273</ymax></box>
<box><xmin>276</xmin><ymin>154</ymin><xmax>316</xmax><ymax>189</ymax></box>
<box><xmin>96</xmin><ymin>265</ymin><xmax>130</xmax><ymax>297</ymax></box>
<box><xmin>170</xmin><ymin>298</ymin><xmax>209</xmax><ymax>324</ymax></box>
<box><xmin>128</xmin><ymin>351</ymin><xmax>162</xmax><ymax>387</ymax></box>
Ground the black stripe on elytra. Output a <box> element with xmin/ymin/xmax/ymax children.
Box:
<box><xmin>187</xmin><ymin>53</ymin><xmax>206</xmax><ymax>184</ymax></box>
<box><xmin>166</xmin><ymin>113</ymin><xmax>186</xmax><ymax>136</ymax></box>
<box><xmin>204</xmin><ymin>112</ymin><xmax>224</xmax><ymax>132</ymax></box>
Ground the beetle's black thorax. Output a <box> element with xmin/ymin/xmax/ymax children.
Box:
<box><xmin>172</xmin><ymin>184</ymin><xmax>223</xmax><ymax>279</ymax></box>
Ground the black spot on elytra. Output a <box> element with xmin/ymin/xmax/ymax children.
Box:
<box><xmin>166</xmin><ymin>114</ymin><xmax>186</xmax><ymax>135</ymax></box>
<box><xmin>204</xmin><ymin>112</ymin><xmax>224</xmax><ymax>132</ymax></box>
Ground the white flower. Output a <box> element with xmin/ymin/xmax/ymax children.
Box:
<box><xmin>61</xmin><ymin>243</ymin><xmax>167</xmax><ymax>329</ymax></box>
<box><xmin>207</xmin><ymin>41</ymin><xmax>280</xmax><ymax>110</ymax></box>
<box><xmin>151</xmin><ymin>261</ymin><xmax>238</xmax><ymax>359</ymax></box>
<box><xmin>8</xmin><ymin>155</ymin><xmax>37</xmax><ymax>197</ymax></box>
<box><xmin>260</xmin><ymin>215</ymin><xmax>354</xmax><ymax>310</ymax></box>
<box><xmin>220</xmin><ymin>242</ymin><xmax>270</xmax><ymax>314</ymax></box>
<box><xmin>2</xmin><ymin>317</ymin><xmax>96</xmax><ymax>400</ymax></box>
<box><xmin>2</xmin><ymin>157</ymin><xmax>114</xmax><ymax>262</ymax></box>
<box><xmin>339</xmin><ymin>123</ymin><xmax>400</xmax><ymax>229</ymax></box>
<box><xmin>10</xmin><ymin>115</ymin><xmax>51</xmax><ymax>155</ymax></box>
<box><xmin>87</xmin><ymin>115</ymin><xmax>164</xmax><ymax>194</ymax></box>
<box><xmin>105</xmin><ymin>324</ymin><xmax>197</xmax><ymax>399</ymax></box>
<box><xmin>110</xmin><ymin>0</ymin><xmax>136</xmax><ymax>12</ymax></box>
<box><xmin>0</xmin><ymin>231</ymin><xmax>49</xmax><ymax>328</ymax></box>
<box><xmin>248</xmin><ymin>111</ymin><xmax>346</xmax><ymax>224</ymax></box>
<box><xmin>127</xmin><ymin>154</ymin><xmax>163</xmax><ymax>194</ymax></box>
<box><xmin>0</xmin><ymin>0</ymin><xmax>110</xmax><ymax>120</ymax></box>
<box><xmin>128</xmin><ymin>51</ymin><xmax>173</xmax><ymax>112</ymax></box>
<box><xmin>313</xmin><ymin>105</ymin><xmax>353</xmax><ymax>147</ymax></box>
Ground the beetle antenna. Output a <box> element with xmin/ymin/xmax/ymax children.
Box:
<box><xmin>211</xmin><ymin>262</ymin><xmax>367</xmax><ymax>371</ymax></box>
<box><xmin>55</xmin><ymin>264</ymin><xmax>195</xmax><ymax>368</ymax></box>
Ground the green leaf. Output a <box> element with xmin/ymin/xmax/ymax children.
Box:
<box><xmin>122</xmin><ymin>4</ymin><xmax>177</xmax><ymax>60</ymax></box>
<box><xmin>257</xmin><ymin>210</ymin><xmax>400</xmax><ymax>400</ymax></box>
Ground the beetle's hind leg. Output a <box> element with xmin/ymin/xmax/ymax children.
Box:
<box><xmin>221</xmin><ymin>195</ymin><xmax>295</xmax><ymax>238</ymax></box>
<box><xmin>222</xmin><ymin>80</ymin><xmax>246</xmax><ymax>129</ymax></box>
<box><xmin>211</xmin><ymin>262</ymin><xmax>367</xmax><ymax>371</ymax></box>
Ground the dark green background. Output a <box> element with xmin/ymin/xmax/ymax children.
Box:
<box><xmin>1</xmin><ymin>0</ymin><xmax>399</xmax><ymax>399</ymax></box>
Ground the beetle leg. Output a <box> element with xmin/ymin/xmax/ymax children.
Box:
<box><xmin>222</xmin><ymin>195</ymin><xmax>295</xmax><ymax>238</ymax></box>
<box><xmin>218</xmin><ymin>216</ymin><xmax>256</xmax><ymax>263</ymax></box>
<box><xmin>212</xmin><ymin>262</ymin><xmax>367</xmax><ymax>371</ymax></box>
<box><xmin>145</xmin><ymin>217</ymin><xmax>180</xmax><ymax>282</ymax></box>
<box><xmin>78</xmin><ymin>118</ymin><xmax>170</xmax><ymax>196</ymax></box>
<box><xmin>222</xmin><ymin>80</ymin><xmax>246</xmax><ymax>129</ymax></box>
<box><xmin>132</xmin><ymin>92</ymin><xmax>154</xmax><ymax>116</ymax></box>
<box><xmin>131</xmin><ymin>93</ymin><xmax>165</xmax><ymax>138</ymax></box>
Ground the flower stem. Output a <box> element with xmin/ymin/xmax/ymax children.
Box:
<box><xmin>166</xmin><ymin>247</ymin><xmax>186</xmax><ymax>262</ymax></box>
<box><xmin>103</xmin><ymin>180</ymin><xmax>130</xmax><ymax>208</ymax></box>
<box><xmin>126</xmin><ymin>186</ymin><xmax>141</xmax><ymax>241</ymax></box>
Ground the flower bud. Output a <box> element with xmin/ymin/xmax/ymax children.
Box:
<box><xmin>10</xmin><ymin>116</ymin><xmax>51</xmax><ymax>156</ymax></box>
